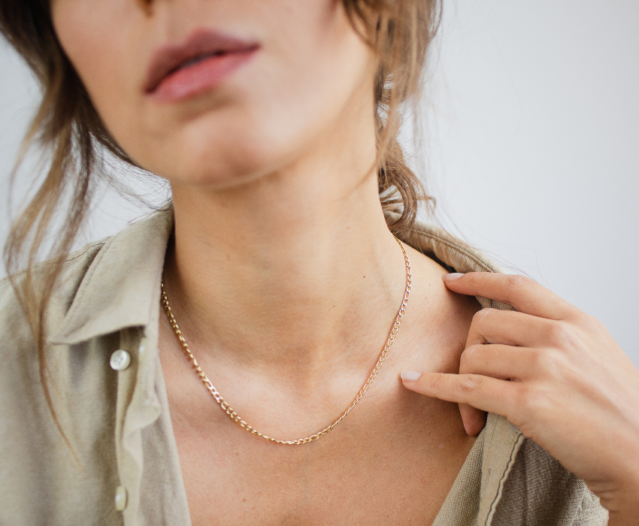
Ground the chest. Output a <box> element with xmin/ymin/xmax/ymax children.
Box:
<box><xmin>158</xmin><ymin>260</ymin><xmax>481</xmax><ymax>525</ymax></box>
<box><xmin>168</xmin><ymin>387</ymin><xmax>474</xmax><ymax>526</ymax></box>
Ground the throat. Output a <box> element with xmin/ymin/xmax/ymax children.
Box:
<box><xmin>160</xmin><ymin>238</ymin><xmax>410</xmax><ymax>445</ymax></box>
<box><xmin>162</xmin><ymin>211</ymin><xmax>409</xmax><ymax>374</ymax></box>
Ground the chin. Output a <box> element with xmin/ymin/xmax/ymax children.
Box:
<box><xmin>171</xmin><ymin>151</ymin><xmax>274</xmax><ymax>189</ymax></box>
<box><xmin>156</xmin><ymin>137</ymin><xmax>287</xmax><ymax>190</ymax></box>
<box><xmin>154</xmin><ymin>112</ymin><xmax>309</xmax><ymax>189</ymax></box>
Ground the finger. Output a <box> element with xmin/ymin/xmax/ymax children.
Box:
<box><xmin>460</xmin><ymin>343</ymin><xmax>540</xmax><ymax>381</ymax></box>
<box><xmin>466</xmin><ymin>308</ymin><xmax>556</xmax><ymax>348</ymax></box>
<box><xmin>458</xmin><ymin>343</ymin><xmax>536</xmax><ymax>436</ymax></box>
<box><xmin>443</xmin><ymin>273</ymin><xmax>576</xmax><ymax>321</ymax></box>
<box><xmin>459</xmin><ymin>403</ymin><xmax>486</xmax><ymax>436</ymax></box>
<box><xmin>401</xmin><ymin>371</ymin><xmax>518</xmax><ymax>418</ymax></box>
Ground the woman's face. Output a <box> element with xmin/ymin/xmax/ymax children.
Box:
<box><xmin>51</xmin><ymin>0</ymin><xmax>377</xmax><ymax>187</ymax></box>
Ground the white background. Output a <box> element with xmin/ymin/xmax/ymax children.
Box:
<box><xmin>1</xmin><ymin>2</ymin><xmax>638</xmax><ymax>364</ymax></box>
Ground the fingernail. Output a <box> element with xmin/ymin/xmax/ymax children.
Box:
<box><xmin>401</xmin><ymin>371</ymin><xmax>422</xmax><ymax>381</ymax></box>
<box><xmin>442</xmin><ymin>273</ymin><xmax>464</xmax><ymax>281</ymax></box>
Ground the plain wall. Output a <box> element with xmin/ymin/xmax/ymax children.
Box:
<box><xmin>1</xmin><ymin>1</ymin><xmax>638</xmax><ymax>364</ymax></box>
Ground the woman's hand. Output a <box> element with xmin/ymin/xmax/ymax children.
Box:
<box><xmin>401</xmin><ymin>272</ymin><xmax>639</xmax><ymax>524</ymax></box>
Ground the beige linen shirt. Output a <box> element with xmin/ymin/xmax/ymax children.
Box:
<box><xmin>0</xmin><ymin>208</ymin><xmax>608</xmax><ymax>525</ymax></box>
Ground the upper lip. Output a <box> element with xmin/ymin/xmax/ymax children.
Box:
<box><xmin>143</xmin><ymin>28</ymin><xmax>260</xmax><ymax>94</ymax></box>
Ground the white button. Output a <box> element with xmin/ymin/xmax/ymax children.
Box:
<box><xmin>115</xmin><ymin>485</ymin><xmax>128</xmax><ymax>511</ymax></box>
<box><xmin>110</xmin><ymin>350</ymin><xmax>131</xmax><ymax>371</ymax></box>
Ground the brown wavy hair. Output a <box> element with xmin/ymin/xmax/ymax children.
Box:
<box><xmin>0</xmin><ymin>0</ymin><xmax>441</xmax><ymax>445</ymax></box>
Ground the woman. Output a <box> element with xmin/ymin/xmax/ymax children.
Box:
<box><xmin>1</xmin><ymin>1</ymin><xmax>637</xmax><ymax>525</ymax></box>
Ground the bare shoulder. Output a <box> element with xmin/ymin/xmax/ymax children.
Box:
<box><xmin>398</xmin><ymin>244</ymin><xmax>481</xmax><ymax>373</ymax></box>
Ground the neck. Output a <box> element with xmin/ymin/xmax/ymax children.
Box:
<box><xmin>163</xmin><ymin>121</ymin><xmax>409</xmax><ymax>379</ymax></box>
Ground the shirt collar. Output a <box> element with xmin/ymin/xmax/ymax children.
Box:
<box><xmin>51</xmin><ymin>208</ymin><xmax>173</xmax><ymax>345</ymax></box>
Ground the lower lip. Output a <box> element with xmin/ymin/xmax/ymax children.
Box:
<box><xmin>149</xmin><ymin>47</ymin><xmax>258</xmax><ymax>103</ymax></box>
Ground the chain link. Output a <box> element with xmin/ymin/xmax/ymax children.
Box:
<box><xmin>161</xmin><ymin>237</ymin><xmax>411</xmax><ymax>445</ymax></box>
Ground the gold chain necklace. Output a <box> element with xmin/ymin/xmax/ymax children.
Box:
<box><xmin>161</xmin><ymin>237</ymin><xmax>411</xmax><ymax>445</ymax></box>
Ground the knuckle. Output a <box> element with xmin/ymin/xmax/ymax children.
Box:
<box><xmin>546</xmin><ymin>322</ymin><xmax>581</xmax><ymax>351</ymax></box>
<box><xmin>458</xmin><ymin>375</ymin><xmax>481</xmax><ymax>395</ymax></box>
<box><xmin>530</xmin><ymin>348</ymin><xmax>562</xmax><ymax>378</ymax></box>
<box><xmin>426</xmin><ymin>374</ymin><xmax>442</xmax><ymax>390</ymax></box>
<box><xmin>572</xmin><ymin>311</ymin><xmax>605</xmax><ymax>333</ymax></box>
<box><xmin>473</xmin><ymin>308</ymin><xmax>494</xmax><ymax>324</ymax></box>
<box><xmin>429</xmin><ymin>374</ymin><xmax>449</xmax><ymax>393</ymax></box>
<box><xmin>528</xmin><ymin>348</ymin><xmax>546</xmax><ymax>370</ymax></box>
<box><xmin>460</xmin><ymin>344</ymin><xmax>482</xmax><ymax>370</ymax></box>
<box><xmin>507</xmin><ymin>274</ymin><xmax>535</xmax><ymax>289</ymax></box>
<box><xmin>546</xmin><ymin>323</ymin><xmax>565</xmax><ymax>344</ymax></box>
<box><xmin>518</xmin><ymin>384</ymin><xmax>552</xmax><ymax>417</ymax></box>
